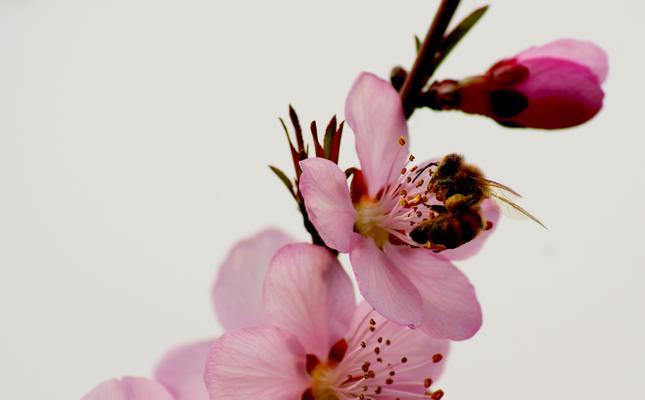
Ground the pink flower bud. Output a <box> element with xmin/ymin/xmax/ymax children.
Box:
<box><xmin>430</xmin><ymin>39</ymin><xmax>608</xmax><ymax>129</ymax></box>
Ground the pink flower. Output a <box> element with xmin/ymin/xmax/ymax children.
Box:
<box><xmin>154</xmin><ymin>340</ymin><xmax>214</xmax><ymax>400</ymax></box>
<box><xmin>84</xmin><ymin>228</ymin><xmax>294</xmax><ymax>400</ymax></box>
<box><xmin>429</xmin><ymin>39</ymin><xmax>608</xmax><ymax>129</ymax></box>
<box><xmin>82</xmin><ymin>377</ymin><xmax>174</xmax><ymax>400</ymax></box>
<box><xmin>205</xmin><ymin>243</ymin><xmax>449</xmax><ymax>400</ymax></box>
<box><xmin>212</xmin><ymin>228</ymin><xmax>294</xmax><ymax>330</ymax></box>
<box><xmin>81</xmin><ymin>340</ymin><xmax>214</xmax><ymax>400</ymax></box>
<box><xmin>299</xmin><ymin>72</ymin><xmax>487</xmax><ymax>340</ymax></box>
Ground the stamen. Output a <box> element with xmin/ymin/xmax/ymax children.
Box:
<box><xmin>362</xmin><ymin>362</ymin><xmax>370</xmax><ymax>372</ymax></box>
<box><xmin>333</xmin><ymin>310</ymin><xmax>444</xmax><ymax>400</ymax></box>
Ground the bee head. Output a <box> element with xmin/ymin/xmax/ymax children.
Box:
<box><xmin>436</xmin><ymin>154</ymin><xmax>464</xmax><ymax>177</ymax></box>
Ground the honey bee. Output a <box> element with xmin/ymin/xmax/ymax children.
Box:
<box><xmin>410</xmin><ymin>153</ymin><xmax>544</xmax><ymax>251</ymax></box>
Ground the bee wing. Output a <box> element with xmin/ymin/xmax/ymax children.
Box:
<box><xmin>478</xmin><ymin>178</ymin><xmax>523</xmax><ymax>198</ymax></box>
<box><xmin>489</xmin><ymin>192</ymin><xmax>547</xmax><ymax>229</ymax></box>
<box><xmin>479</xmin><ymin>178</ymin><xmax>527</xmax><ymax>219</ymax></box>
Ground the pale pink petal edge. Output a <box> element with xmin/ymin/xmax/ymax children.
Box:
<box><xmin>299</xmin><ymin>158</ymin><xmax>356</xmax><ymax>253</ymax></box>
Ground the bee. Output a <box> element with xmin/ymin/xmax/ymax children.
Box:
<box><xmin>410</xmin><ymin>204</ymin><xmax>486</xmax><ymax>251</ymax></box>
<box><xmin>409</xmin><ymin>153</ymin><xmax>544</xmax><ymax>251</ymax></box>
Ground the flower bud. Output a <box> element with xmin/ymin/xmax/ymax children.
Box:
<box><xmin>428</xmin><ymin>39</ymin><xmax>608</xmax><ymax>129</ymax></box>
<box><xmin>390</xmin><ymin>65</ymin><xmax>408</xmax><ymax>92</ymax></box>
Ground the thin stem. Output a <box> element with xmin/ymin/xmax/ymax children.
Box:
<box><xmin>399</xmin><ymin>0</ymin><xmax>461</xmax><ymax>118</ymax></box>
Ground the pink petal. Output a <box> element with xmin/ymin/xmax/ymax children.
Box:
<box><xmin>205</xmin><ymin>327</ymin><xmax>309</xmax><ymax>400</ymax></box>
<box><xmin>385</xmin><ymin>245</ymin><xmax>482</xmax><ymax>341</ymax></box>
<box><xmin>299</xmin><ymin>158</ymin><xmax>356</xmax><ymax>253</ymax></box>
<box><xmin>513</xmin><ymin>57</ymin><xmax>604</xmax><ymax>129</ymax></box>
<box><xmin>517</xmin><ymin>38</ymin><xmax>608</xmax><ymax>83</ymax></box>
<box><xmin>212</xmin><ymin>228</ymin><xmax>293</xmax><ymax>330</ymax></box>
<box><xmin>263</xmin><ymin>243</ymin><xmax>356</xmax><ymax>358</ymax></box>
<box><xmin>349</xmin><ymin>235</ymin><xmax>423</xmax><ymax>328</ymax></box>
<box><xmin>440</xmin><ymin>199</ymin><xmax>500</xmax><ymax>261</ymax></box>
<box><xmin>345</xmin><ymin>72</ymin><xmax>409</xmax><ymax>196</ymax></box>
<box><xmin>82</xmin><ymin>377</ymin><xmax>173</xmax><ymax>400</ymax></box>
<box><xmin>154</xmin><ymin>339</ymin><xmax>213</xmax><ymax>400</ymax></box>
<box><xmin>348</xmin><ymin>302</ymin><xmax>450</xmax><ymax>383</ymax></box>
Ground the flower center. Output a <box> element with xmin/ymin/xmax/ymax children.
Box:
<box><xmin>355</xmin><ymin>199</ymin><xmax>390</xmax><ymax>248</ymax></box>
<box><xmin>310</xmin><ymin>363</ymin><xmax>340</xmax><ymax>400</ymax></box>
<box><xmin>299</xmin><ymin>312</ymin><xmax>446</xmax><ymax>400</ymax></box>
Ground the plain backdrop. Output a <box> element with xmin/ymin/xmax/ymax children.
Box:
<box><xmin>1</xmin><ymin>0</ymin><xmax>644</xmax><ymax>398</ymax></box>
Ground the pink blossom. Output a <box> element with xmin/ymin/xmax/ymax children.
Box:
<box><xmin>154</xmin><ymin>340</ymin><xmax>214</xmax><ymax>400</ymax></box>
<box><xmin>81</xmin><ymin>340</ymin><xmax>214</xmax><ymax>400</ymax></box>
<box><xmin>205</xmin><ymin>243</ymin><xmax>449</xmax><ymax>400</ymax></box>
<box><xmin>431</xmin><ymin>39</ymin><xmax>608</xmax><ymax>129</ymax></box>
<box><xmin>299</xmin><ymin>72</ymin><xmax>486</xmax><ymax>340</ymax></box>
<box><xmin>84</xmin><ymin>228</ymin><xmax>294</xmax><ymax>400</ymax></box>
<box><xmin>212</xmin><ymin>228</ymin><xmax>294</xmax><ymax>330</ymax></box>
<box><xmin>82</xmin><ymin>377</ymin><xmax>174</xmax><ymax>400</ymax></box>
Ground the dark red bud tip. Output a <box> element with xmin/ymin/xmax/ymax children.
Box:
<box><xmin>390</xmin><ymin>66</ymin><xmax>408</xmax><ymax>92</ymax></box>
<box><xmin>328</xmin><ymin>339</ymin><xmax>348</xmax><ymax>366</ymax></box>
<box><xmin>329</xmin><ymin>120</ymin><xmax>343</xmax><ymax>164</ymax></box>
<box><xmin>305</xmin><ymin>354</ymin><xmax>320</xmax><ymax>375</ymax></box>
<box><xmin>309</xmin><ymin>121</ymin><xmax>325</xmax><ymax>158</ymax></box>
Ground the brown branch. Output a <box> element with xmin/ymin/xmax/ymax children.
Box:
<box><xmin>399</xmin><ymin>0</ymin><xmax>461</xmax><ymax>118</ymax></box>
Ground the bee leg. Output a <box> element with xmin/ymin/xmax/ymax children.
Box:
<box><xmin>445</xmin><ymin>194</ymin><xmax>474</xmax><ymax>212</ymax></box>
<box><xmin>413</xmin><ymin>162</ymin><xmax>439</xmax><ymax>183</ymax></box>
<box><xmin>425</xmin><ymin>240</ymin><xmax>446</xmax><ymax>252</ymax></box>
<box><xmin>431</xmin><ymin>244</ymin><xmax>447</xmax><ymax>252</ymax></box>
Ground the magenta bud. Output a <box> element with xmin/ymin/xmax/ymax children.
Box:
<box><xmin>433</xmin><ymin>39</ymin><xmax>608</xmax><ymax>129</ymax></box>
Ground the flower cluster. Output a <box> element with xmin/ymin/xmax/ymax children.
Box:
<box><xmin>82</xmin><ymin>1</ymin><xmax>607</xmax><ymax>399</ymax></box>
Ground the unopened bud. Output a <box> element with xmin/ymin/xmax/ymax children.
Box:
<box><xmin>427</xmin><ymin>39</ymin><xmax>607</xmax><ymax>130</ymax></box>
<box><xmin>390</xmin><ymin>66</ymin><xmax>408</xmax><ymax>92</ymax></box>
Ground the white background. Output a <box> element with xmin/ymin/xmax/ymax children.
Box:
<box><xmin>1</xmin><ymin>0</ymin><xmax>643</xmax><ymax>398</ymax></box>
